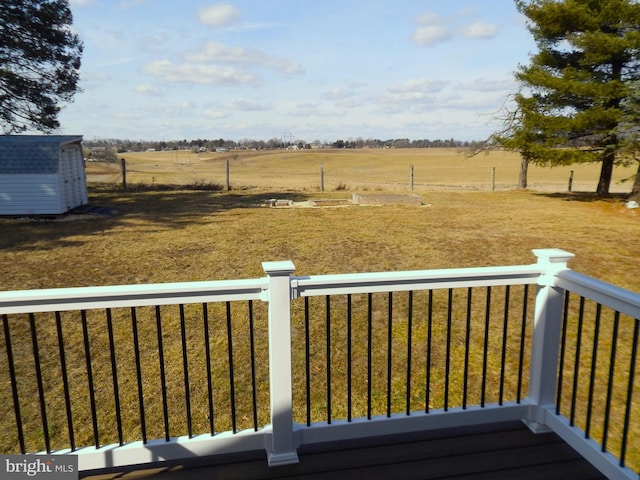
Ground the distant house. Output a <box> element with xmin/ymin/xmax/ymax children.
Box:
<box><xmin>0</xmin><ymin>135</ymin><xmax>88</xmax><ymax>215</ymax></box>
<box><xmin>90</xmin><ymin>146</ymin><xmax>107</xmax><ymax>160</ymax></box>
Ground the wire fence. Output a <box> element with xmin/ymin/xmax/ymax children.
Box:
<box><xmin>85</xmin><ymin>151</ymin><xmax>637</xmax><ymax>194</ymax></box>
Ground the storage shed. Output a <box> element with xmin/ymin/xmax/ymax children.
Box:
<box><xmin>0</xmin><ymin>135</ymin><xmax>87</xmax><ymax>215</ymax></box>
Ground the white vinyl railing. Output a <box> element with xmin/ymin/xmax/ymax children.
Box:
<box><xmin>0</xmin><ymin>249</ymin><xmax>637</xmax><ymax>479</ymax></box>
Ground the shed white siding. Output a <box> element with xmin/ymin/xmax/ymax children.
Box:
<box><xmin>0</xmin><ymin>174</ymin><xmax>63</xmax><ymax>215</ymax></box>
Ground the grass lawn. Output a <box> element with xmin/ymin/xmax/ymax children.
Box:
<box><xmin>2</xmin><ymin>186</ymin><xmax>638</xmax><ymax>291</ymax></box>
<box><xmin>0</xmin><ymin>149</ymin><xmax>638</xmax><ymax>470</ymax></box>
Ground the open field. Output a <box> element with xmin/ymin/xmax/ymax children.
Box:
<box><xmin>2</xmin><ymin>188</ymin><xmax>639</xmax><ymax>291</ymax></box>
<box><xmin>1</xmin><ymin>153</ymin><xmax>639</xmax><ymax>471</ymax></box>
<box><xmin>86</xmin><ymin>148</ymin><xmax>638</xmax><ymax>193</ymax></box>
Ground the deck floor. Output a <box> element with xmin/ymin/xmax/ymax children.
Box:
<box><xmin>82</xmin><ymin>421</ymin><xmax>607</xmax><ymax>480</ymax></box>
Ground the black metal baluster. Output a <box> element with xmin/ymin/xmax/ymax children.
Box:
<box><xmin>367</xmin><ymin>293</ymin><xmax>373</xmax><ymax>420</ymax></box>
<box><xmin>55</xmin><ymin>312</ymin><xmax>75</xmax><ymax>450</ymax></box>
<box><xmin>347</xmin><ymin>294</ymin><xmax>352</xmax><ymax>422</ymax></box>
<box><xmin>602</xmin><ymin>311</ymin><xmax>620</xmax><ymax>453</ymax></box>
<box><xmin>444</xmin><ymin>289</ymin><xmax>452</xmax><ymax>412</ymax></box>
<box><xmin>105</xmin><ymin>309</ymin><xmax>123</xmax><ymax>446</ymax></box>
<box><xmin>585</xmin><ymin>304</ymin><xmax>601</xmax><ymax>439</ymax></box>
<box><xmin>406</xmin><ymin>291</ymin><xmax>413</xmax><ymax>416</ymax></box>
<box><xmin>155</xmin><ymin>305</ymin><xmax>170</xmax><ymax>441</ymax></box>
<box><xmin>619</xmin><ymin>317</ymin><xmax>639</xmax><ymax>468</ymax></box>
<box><xmin>80</xmin><ymin>310</ymin><xmax>100</xmax><ymax>448</ymax></box>
<box><xmin>226</xmin><ymin>302</ymin><xmax>237</xmax><ymax>433</ymax></box>
<box><xmin>556</xmin><ymin>292</ymin><xmax>571</xmax><ymax>415</ymax></box>
<box><xmin>499</xmin><ymin>285</ymin><xmax>510</xmax><ymax>405</ymax></box>
<box><xmin>202</xmin><ymin>303</ymin><xmax>215</xmax><ymax>435</ymax></box>
<box><xmin>425</xmin><ymin>290</ymin><xmax>433</xmax><ymax>414</ymax></box>
<box><xmin>463</xmin><ymin>288</ymin><xmax>472</xmax><ymax>410</ymax></box>
<box><xmin>3</xmin><ymin>314</ymin><xmax>25</xmax><ymax>453</ymax></box>
<box><xmin>29</xmin><ymin>313</ymin><xmax>50</xmax><ymax>453</ymax></box>
<box><xmin>179</xmin><ymin>304</ymin><xmax>192</xmax><ymax>438</ymax></box>
<box><xmin>481</xmin><ymin>287</ymin><xmax>491</xmax><ymax>407</ymax></box>
<box><xmin>326</xmin><ymin>295</ymin><xmax>331</xmax><ymax>424</ymax></box>
<box><xmin>304</xmin><ymin>297</ymin><xmax>311</xmax><ymax>426</ymax></box>
<box><xmin>570</xmin><ymin>297</ymin><xmax>586</xmax><ymax>426</ymax></box>
<box><xmin>248</xmin><ymin>300</ymin><xmax>259</xmax><ymax>431</ymax></box>
<box><xmin>386</xmin><ymin>292</ymin><xmax>393</xmax><ymax>417</ymax></box>
<box><xmin>517</xmin><ymin>285</ymin><xmax>529</xmax><ymax>404</ymax></box>
<box><xmin>131</xmin><ymin>307</ymin><xmax>147</xmax><ymax>444</ymax></box>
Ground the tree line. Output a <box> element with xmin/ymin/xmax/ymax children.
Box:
<box><xmin>83</xmin><ymin>137</ymin><xmax>484</xmax><ymax>158</ymax></box>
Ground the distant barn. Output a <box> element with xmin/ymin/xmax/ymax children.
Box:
<box><xmin>0</xmin><ymin>135</ymin><xmax>87</xmax><ymax>216</ymax></box>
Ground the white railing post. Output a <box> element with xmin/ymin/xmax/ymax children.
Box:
<box><xmin>262</xmin><ymin>261</ymin><xmax>299</xmax><ymax>466</ymax></box>
<box><xmin>526</xmin><ymin>249</ymin><xmax>575</xmax><ymax>432</ymax></box>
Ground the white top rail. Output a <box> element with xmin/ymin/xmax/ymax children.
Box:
<box><xmin>0</xmin><ymin>278</ymin><xmax>266</xmax><ymax>314</ymax></box>
<box><xmin>292</xmin><ymin>264</ymin><xmax>544</xmax><ymax>298</ymax></box>
<box><xmin>557</xmin><ymin>270</ymin><xmax>640</xmax><ymax>320</ymax></box>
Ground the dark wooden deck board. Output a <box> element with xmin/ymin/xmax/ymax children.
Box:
<box><xmin>81</xmin><ymin>421</ymin><xmax>608</xmax><ymax>480</ymax></box>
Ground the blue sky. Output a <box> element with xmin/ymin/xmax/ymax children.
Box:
<box><xmin>59</xmin><ymin>0</ymin><xmax>535</xmax><ymax>142</ymax></box>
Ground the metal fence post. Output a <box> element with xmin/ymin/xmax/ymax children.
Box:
<box><xmin>526</xmin><ymin>248</ymin><xmax>575</xmax><ymax>432</ymax></box>
<box><xmin>262</xmin><ymin>261</ymin><xmax>299</xmax><ymax>466</ymax></box>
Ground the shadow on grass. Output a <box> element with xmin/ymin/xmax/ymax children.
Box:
<box><xmin>533</xmin><ymin>191</ymin><xmax>631</xmax><ymax>202</ymax></box>
<box><xmin>0</xmin><ymin>185</ymin><xmax>314</xmax><ymax>250</ymax></box>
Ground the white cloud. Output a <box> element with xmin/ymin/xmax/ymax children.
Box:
<box><xmin>93</xmin><ymin>57</ymin><xmax>136</xmax><ymax>69</ymax></box>
<box><xmin>374</xmin><ymin>92</ymin><xmax>434</xmax><ymax>114</ymax></box>
<box><xmin>69</xmin><ymin>0</ymin><xmax>94</xmax><ymax>6</ymax></box>
<box><xmin>411</xmin><ymin>25</ymin><xmax>451</xmax><ymax>46</ymax></box>
<box><xmin>291</xmin><ymin>103</ymin><xmax>332</xmax><ymax>117</ymax></box>
<box><xmin>198</xmin><ymin>4</ymin><xmax>240</xmax><ymax>28</ymax></box>
<box><xmin>185</xmin><ymin>42</ymin><xmax>303</xmax><ymax>75</ymax></box>
<box><xmin>369</xmin><ymin>79</ymin><xmax>451</xmax><ymax>114</ymax></box>
<box><xmin>200</xmin><ymin>109</ymin><xmax>229</xmax><ymax>119</ymax></box>
<box><xmin>114</xmin><ymin>112</ymin><xmax>143</xmax><ymax>119</ymax></box>
<box><xmin>416</xmin><ymin>11</ymin><xmax>443</xmax><ymax>25</ymax></box>
<box><xmin>323</xmin><ymin>87</ymin><xmax>355</xmax><ymax>101</ymax></box>
<box><xmin>411</xmin><ymin>12</ymin><xmax>451</xmax><ymax>47</ymax></box>
<box><xmin>461</xmin><ymin>78</ymin><xmax>515</xmax><ymax>92</ymax></box>
<box><xmin>462</xmin><ymin>22</ymin><xmax>499</xmax><ymax>39</ymax></box>
<box><xmin>388</xmin><ymin>78</ymin><xmax>447</xmax><ymax>94</ymax></box>
<box><xmin>225</xmin><ymin>98</ymin><xmax>271</xmax><ymax>111</ymax></box>
<box><xmin>135</xmin><ymin>84</ymin><xmax>161</xmax><ymax>95</ymax></box>
<box><xmin>143</xmin><ymin>60</ymin><xmax>258</xmax><ymax>85</ymax></box>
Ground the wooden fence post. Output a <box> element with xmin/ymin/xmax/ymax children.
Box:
<box><xmin>410</xmin><ymin>165</ymin><xmax>414</xmax><ymax>191</ymax></box>
<box><xmin>121</xmin><ymin>158</ymin><xmax>127</xmax><ymax>191</ymax></box>
<box><xmin>262</xmin><ymin>261</ymin><xmax>299</xmax><ymax>466</ymax></box>
<box><xmin>568</xmin><ymin>170</ymin><xmax>574</xmax><ymax>192</ymax></box>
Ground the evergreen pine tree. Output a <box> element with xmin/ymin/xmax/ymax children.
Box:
<box><xmin>495</xmin><ymin>0</ymin><xmax>640</xmax><ymax>196</ymax></box>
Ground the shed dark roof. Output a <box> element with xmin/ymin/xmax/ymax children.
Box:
<box><xmin>0</xmin><ymin>135</ymin><xmax>83</xmax><ymax>174</ymax></box>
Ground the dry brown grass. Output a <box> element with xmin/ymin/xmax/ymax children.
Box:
<box><xmin>1</xmin><ymin>150</ymin><xmax>639</xmax><ymax>471</ymax></box>
<box><xmin>2</xmin><ymin>188</ymin><xmax>638</xmax><ymax>290</ymax></box>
